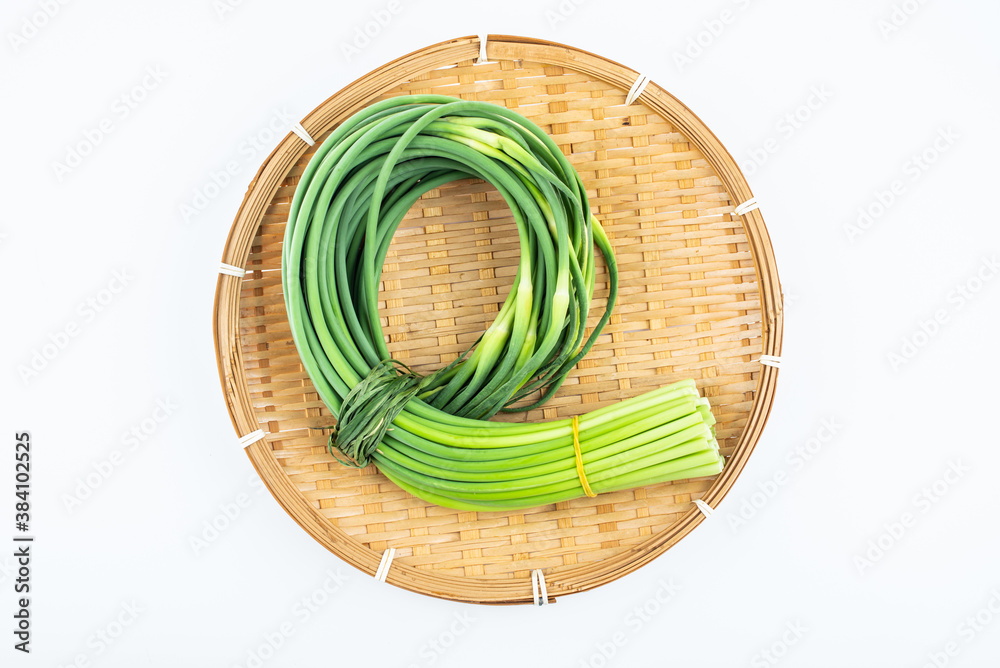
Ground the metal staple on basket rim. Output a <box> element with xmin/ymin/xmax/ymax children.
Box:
<box><xmin>476</xmin><ymin>34</ymin><xmax>490</xmax><ymax>64</ymax></box>
<box><xmin>759</xmin><ymin>354</ymin><xmax>782</xmax><ymax>369</ymax></box>
<box><xmin>290</xmin><ymin>122</ymin><xmax>315</xmax><ymax>146</ymax></box>
<box><xmin>625</xmin><ymin>73</ymin><xmax>650</xmax><ymax>106</ymax></box>
<box><xmin>693</xmin><ymin>498</ymin><xmax>714</xmax><ymax>518</ymax></box>
<box><xmin>238</xmin><ymin>429</ymin><xmax>266</xmax><ymax>448</ymax></box>
<box><xmin>531</xmin><ymin>569</ymin><xmax>550</xmax><ymax>606</ymax></box>
<box><xmin>733</xmin><ymin>197</ymin><xmax>760</xmax><ymax>216</ymax></box>
<box><xmin>375</xmin><ymin>548</ymin><xmax>396</xmax><ymax>583</ymax></box>
<box><xmin>219</xmin><ymin>262</ymin><xmax>245</xmax><ymax>277</ymax></box>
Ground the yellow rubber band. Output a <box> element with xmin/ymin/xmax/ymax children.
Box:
<box><xmin>571</xmin><ymin>415</ymin><xmax>596</xmax><ymax>498</ymax></box>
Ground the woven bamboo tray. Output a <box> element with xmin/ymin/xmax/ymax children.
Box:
<box><xmin>214</xmin><ymin>35</ymin><xmax>782</xmax><ymax>605</ymax></box>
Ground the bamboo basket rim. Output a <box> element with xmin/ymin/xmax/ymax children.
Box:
<box><xmin>213</xmin><ymin>34</ymin><xmax>783</xmax><ymax>605</ymax></box>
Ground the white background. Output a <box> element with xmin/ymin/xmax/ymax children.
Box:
<box><xmin>2</xmin><ymin>0</ymin><xmax>999</xmax><ymax>666</ymax></box>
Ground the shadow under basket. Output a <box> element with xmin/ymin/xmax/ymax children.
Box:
<box><xmin>213</xmin><ymin>35</ymin><xmax>783</xmax><ymax>605</ymax></box>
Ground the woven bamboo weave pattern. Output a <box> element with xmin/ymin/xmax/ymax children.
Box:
<box><xmin>214</xmin><ymin>35</ymin><xmax>782</xmax><ymax>604</ymax></box>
